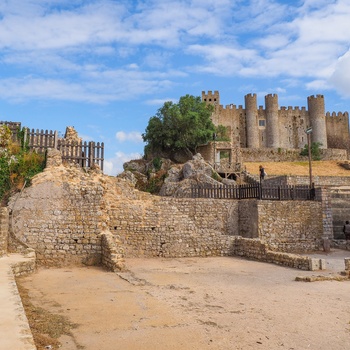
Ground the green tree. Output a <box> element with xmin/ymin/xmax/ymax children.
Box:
<box><xmin>143</xmin><ymin>95</ymin><xmax>215</xmax><ymax>159</ymax></box>
<box><xmin>214</xmin><ymin>125</ymin><xmax>230</xmax><ymax>141</ymax></box>
<box><xmin>300</xmin><ymin>142</ymin><xmax>322</xmax><ymax>161</ymax></box>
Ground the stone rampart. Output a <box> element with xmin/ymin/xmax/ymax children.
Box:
<box><xmin>0</xmin><ymin>207</ymin><xmax>9</xmax><ymax>256</ymax></box>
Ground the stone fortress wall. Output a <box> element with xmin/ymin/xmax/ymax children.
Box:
<box><xmin>2</xmin><ymin>150</ymin><xmax>330</xmax><ymax>271</ymax></box>
<box><xmin>203</xmin><ymin>91</ymin><xmax>350</xmax><ymax>151</ymax></box>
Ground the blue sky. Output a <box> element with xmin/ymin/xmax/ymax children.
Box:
<box><xmin>1</xmin><ymin>0</ymin><xmax>350</xmax><ymax>175</ymax></box>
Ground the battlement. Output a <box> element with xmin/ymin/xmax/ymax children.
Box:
<box><xmin>224</xmin><ymin>104</ymin><xmax>243</xmax><ymax>110</ymax></box>
<box><xmin>308</xmin><ymin>95</ymin><xmax>324</xmax><ymax>100</ymax></box>
<box><xmin>280</xmin><ymin>106</ymin><xmax>306</xmax><ymax>111</ymax></box>
<box><xmin>245</xmin><ymin>93</ymin><xmax>257</xmax><ymax>98</ymax></box>
<box><xmin>202</xmin><ymin>90</ymin><xmax>220</xmax><ymax>104</ymax></box>
<box><xmin>266</xmin><ymin>94</ymin><xmax>278</xmax><ymax>98</ymax></box>
<box><xmin>326</xmin><ymin>111</ymin><xmax>349</xmax><ymax>118</ymax></box>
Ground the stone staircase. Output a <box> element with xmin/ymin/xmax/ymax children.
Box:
<box><xmin>329</xmin><ymin>186</ymin><xmax>350</xmax><ymax>239</ymax></box>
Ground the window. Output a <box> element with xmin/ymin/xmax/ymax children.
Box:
<box><xmin>259</xmin><ymin>119</ymin><xmax>266</xmax><ymax>127</ymax></box>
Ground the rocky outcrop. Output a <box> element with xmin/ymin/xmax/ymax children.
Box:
<box><xmin>159</xmin><ymin>153</ymin><xmax>226</xmax><ymax>197</ymax></box>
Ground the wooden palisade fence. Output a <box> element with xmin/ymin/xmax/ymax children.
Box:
<box><xmin>191</xmin><ymin>184</ymin><xmax>317</xmax><ymax>201</ymax></box>
<box><xmin>0</xmin><ymin>122</ymin><xmax>104</xmax><ymax>171</ymax></box>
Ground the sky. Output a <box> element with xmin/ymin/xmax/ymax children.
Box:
<box><xmin>1</xmin><ymin>0</ymin><xmax>350</xmax><ymax>175</ymax></box>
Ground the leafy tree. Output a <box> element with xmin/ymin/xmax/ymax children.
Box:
<box><xmin>142</xmin><ymin>95</ymin><xmax>215</xmax><ymax>159</ymax></box>
<box><xmin>214</xmin><ymin>125</ymin><xmax>230</xmax><ymax>141</ymax></box>
<box><xmin>300</xmin><ymin>142</ymin><xmax>322</xmax><ymax>161</ymax></box>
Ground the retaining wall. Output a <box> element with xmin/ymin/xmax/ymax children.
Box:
<box><xmin>0</xmin><ymin>208</ymin><xmax>8</xmax><ymax>257</ymax></box>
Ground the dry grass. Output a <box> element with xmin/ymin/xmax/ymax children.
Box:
<box><xmin>244</xmin><ymin>160</ymin><xmax>350</xmax><ymax>177</ymax></box>
<box><xmin>16</xmin><ymin>278</ymin><xmax>78</xmax><ymax>350</ymax></box>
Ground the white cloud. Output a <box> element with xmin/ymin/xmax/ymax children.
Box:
<box><xmin>116</xmin><ymin>131</ymin><xmax>143</xmax><ymax>143</ymax></box>
<box><xmin>329</xmin><ymin>50</ymin><xmax>350</xmax><ymax>98</ymax></box>
<box><xmin>104</xmin><ymin>151</ymin><xmax>142</xmax><ymax>176</ymax></box>
<box><xmin>145</xmin><ymin>98</ymin><xmax>177</xmax><ymax>105</ymax></box>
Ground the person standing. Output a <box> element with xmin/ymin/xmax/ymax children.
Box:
<box><xmin>259</xmin><ymin>165</ymin><xmax>265</xmax><ymax>182</ymax></box>
<box><xmin>343</xmin><ymin>221</ymin><xmax>350</xmax><ymax>240</ymax></box>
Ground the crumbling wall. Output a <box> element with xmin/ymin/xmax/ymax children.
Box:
<box><xmin>8</xmin><ymin>165</ymin><xmax>106</xmax><ymax>267</ymax></box>
<box><xmin>233</xmin><ymin>237</ymin><xmax>325</xmax><ymax>271</ymax></box>
<box><xmin>6</xmin><ymin>150</ymin><xmax>329</xmax><ymax>268</ymax></box>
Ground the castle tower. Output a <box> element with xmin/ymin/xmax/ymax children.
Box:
<box><xmin>202</xmin><ymin>90</ymin><xmax>220</xmax><ymax>105</ymax></box>
<box><xmin>307</xmin><ymin>95</ymin><xmax>327</xmax><ymax>148</ymax></box>
<box><xmin>265</xmin><ymin>94</ymin><xmax>280</xmax><ymax>148</ymax></box>
<box><xmin>244</xmin><ymin>93</ymin><xmax>259</xmax><ymax>148</ymax></box>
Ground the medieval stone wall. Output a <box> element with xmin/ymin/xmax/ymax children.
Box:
<box><xmin>6</xmin><ymin>152</ymin><xmax>330</xmax><ymax>268</ymax></box>
<box><xmin>257</xmin><ymin>200</ymin><xmax>324</xmax><ymax>252</ymax></box>
<box><xmin>8</xmin><ymin>166</ymin><xmax>106</xmax><ymax>266</ymax></box>
<box><xmin>0</xmin><ymin>207</ymin><xmax>9</xmax><ymax>257</ymax></box>
<box><xmin>108</xmin><ymin>197</ymin><xmax>239</xmax><ymax>258</ymax></box>
<box><xmin>202</xmin><ymin>91</ymin><xmax>349</xmax><ymax>153</ymax></box>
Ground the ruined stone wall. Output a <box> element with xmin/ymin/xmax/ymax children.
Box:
<box><xmin>257</xmin><ymin>200</ymin><xmax>324</xmax><ymax>252</ymax></box>
<box><xmin>0</xmin><ymin>207</ymin><xmax>9</xmax><ymax>256</ymax></box>
<box><xmin>6</xmin><ymin>150</ymin><xmax>330</xmax><ymax>267</ymax></box>
<box><xmin>8</xmin><ymin>167</ymin><xmax>106</xmax><ymax>267</ymax></box>
<box><xmin>232</xmin><ymin>237</ymin><xmax>325</xmax><ymax>271</ymax></box>
<box><xmin>108</xmin><ymin>197</ymin><xmax>239</xmax><ymax>258</ymax></box>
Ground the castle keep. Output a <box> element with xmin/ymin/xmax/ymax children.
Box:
<box><xmin>202</xmin><ymin>91</ymin><xmax>350</xmax><ymax>151</ymax></box>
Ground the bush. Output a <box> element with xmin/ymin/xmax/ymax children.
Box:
<box><xmin>0</xmin><ymin>126</ymin><xmax>46</xmax><ymax>205</ymax></box>
<box><xmin>300</xmin><ymin>142</ymin><xmax>322</xmax><ymax>161</ymax></box>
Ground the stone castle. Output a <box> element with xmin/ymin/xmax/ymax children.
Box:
<box><xmin>202</xmin><ymin>91</ymin><xmax>350</xmax><ymax>151</ymax></box>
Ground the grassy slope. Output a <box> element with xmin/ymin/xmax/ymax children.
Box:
<box><xmin>243</xmin><ymin>161</ymin><xmax>350</xmax><ymax>177</ymax></box>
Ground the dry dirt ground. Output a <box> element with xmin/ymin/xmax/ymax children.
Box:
<box><xmin>17</xmin><ymin>256</ymin><xmax>350</xmax><ymax>350</ymax></box>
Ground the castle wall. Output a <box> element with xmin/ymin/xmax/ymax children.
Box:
<box><xmin>257</xmin><ymin>200</ymin><xmax>324</xmax><ymax>252</ymax></box>
<box><xmin>0</xmin><ymin>207</ymin><xmax>9</xmax><ymax>257</ymax></box>
<box><xmin>326</xmin><ymin>112</ymin><xmax>350</xmax><ymax>149</ymax></box>
<box><xmin>202</xmin><ymin>91</ymin><xmax>348</xmax><ymax>153</ymax></box>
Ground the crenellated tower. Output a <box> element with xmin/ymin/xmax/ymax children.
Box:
<box><xmin>265</xmin><ymin>94</ymin><xmax>280</xmax><ymax>148</ymax></box>
<box><xmin>202</xmin><ymin>90</ymin><xmax>220</xmax><ymax>105</ymax></box>
<box><xmin>244</xmin><ymin>93</ymin><xmax>259</xmax><ymax>148</ymax></box>
<box><xmin>307</xmin><ymin>95</ymin><xmax>327</xmax><ymax>148</ymax></box>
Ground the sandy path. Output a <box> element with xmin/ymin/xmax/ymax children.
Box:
<box><xmin>18</xmin><ymin>256</ymin><xmax>350</xmax><ymax>350</ymax></box>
